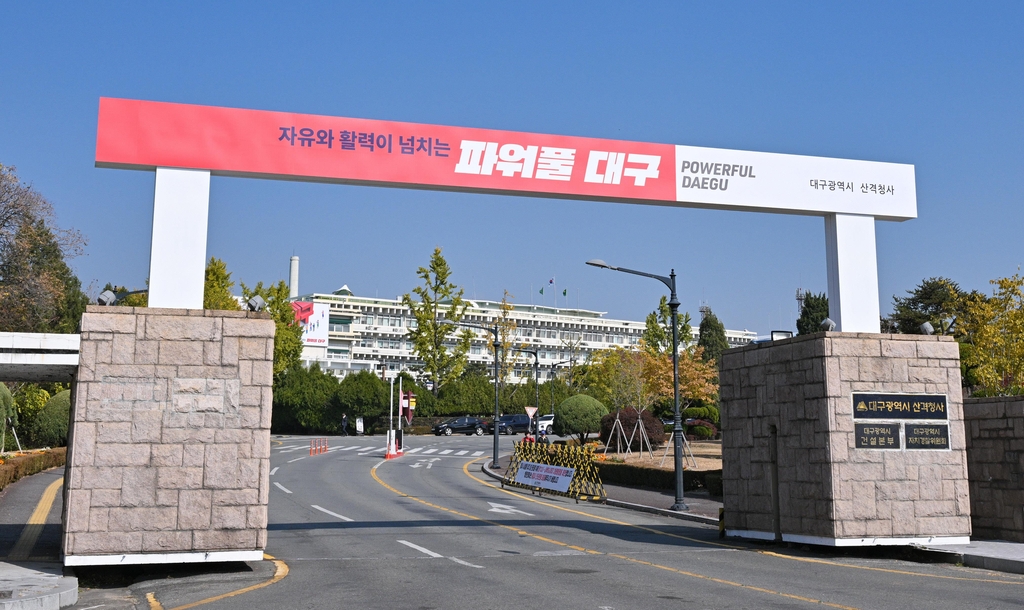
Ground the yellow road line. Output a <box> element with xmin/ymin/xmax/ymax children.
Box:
<box><xmin>146</xmin><ymin>553</ymin><xmax>288</xmax><ymax>610</ymax></box>
<box><xmin>462</xmin><ymin>459</ymin><xmax>740</xmax><ymax>550</ymax></box>
<box><xmin>464</xmin><ymin>459</ymin><xmax>1024</xmax><ymax>587</ymax></box>
<box><xmin>7</xmin><ymin>476</ymin><xmax>62</xmax><ymax>561</ymax></box>
<box><xmin>373</xmin><ymin>459</ymin><xmax>859</xmax><ymax>609</ymax></box>
<box><xmin>607</xmin><ymin>553</ymin><xmax>859</xmax><ymax>610</ymax></box>
<box><xmin>757</xmin><ymin>550</ymin><xmax>1024</xmax><ymax>585</ymax></box>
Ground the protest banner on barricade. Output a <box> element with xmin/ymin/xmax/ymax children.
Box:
<box><xmin>502</xmin><ymin>441</ymin><xmax>605</xmax><ymax>503</ymax></box>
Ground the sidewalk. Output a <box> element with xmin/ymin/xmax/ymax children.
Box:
<box><xmin>0</xmin><ymin>467</ymin><xmax>77</xmax><ymax>610</ymax></box>
<box><xmin>482</xmin><ymin>455</ymin><xmax>1024</xmax><ymax>576</ymax></box>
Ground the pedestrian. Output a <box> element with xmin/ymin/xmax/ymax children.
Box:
<box><xmin>341</xmin><ymin>413</ymin><xmax>349</xmax><ymax>436</ymax></box>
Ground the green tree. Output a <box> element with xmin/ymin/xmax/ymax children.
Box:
<box><xmin>796</xmin><ymin>292</ymin><xmax>830</xmax><ymax>335</ymax></box>
<box><xmin>25</xmin><ymin>390</ymin><xmax>70</xmax><ymax>448</ymax></box>
<box><xmin>402</xmin><ymin>247</ymin><xmax>473</xmax><ymax>394</ymax></box>
<box><xmin>435</xmin><ymin>371</ymin><xmax>494</xmax><ymax>416</ymax></box>
<box><xmin>1</xmin><ymin>383</ymin><xmax>15</xmax><ymax>452</ymax></box>
<box><xmin>241</xmin><ymin>280</ymin><xmax>302</xmax><ymax>378</ymax></box>
<box><xmin>204</xmin><ymin>257</ymin><xmax>241</xmax><ymax>311</ymax></box>
<box><xmin>887</xmin><ymin>277</ymin><xmax>966</xmax><ymax>335</ymax></box>
<box><xmin>271</xmin><ymin>363</ymin><xmax>340</xmax><ymax>433</ymax></box>
<box><xmin>553</xmin><ymin>394</ymin><xmax>608</xmax><ymax>446</ymax></box>
<box><xmin>957</xmin><ymin>273</ymin><xmax>1024</xmax><ymax>396</ymax></box>
<box><xmin>333</xmin><ymin>371</ymin><xmax>388</xmax><ymax>421</ymax></box>
<box><xmin>697</xmin><ymin>309</ymin><xmax>728</xmax><ymax>365</ymax></box>
<box><xmin>641</xmin><ymin>296</ymin><xmax>692</xmax><ymax>354</ymax></box>
<box><xmin>0</xmin><ymin>164</ymin><xmax>88</xmax><ymax>334</ymax></box>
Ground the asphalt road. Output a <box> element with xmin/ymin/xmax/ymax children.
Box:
<box><xmin>126</xmin><ymin>433</ymin><xmax>1024</xmax><ymax>610</ymax></box>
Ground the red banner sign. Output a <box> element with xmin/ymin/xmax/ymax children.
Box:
<box><xmin>95</xmin><ymin>97</ymin><xmax>676</xmax><ymax>205</ymax></box>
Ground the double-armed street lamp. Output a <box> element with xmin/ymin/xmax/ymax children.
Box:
<box><xmin>586</xmin><ymin>259</ymin><xmax>689</xmax><ymax>512</ymax></box>
<box><xmin>445</xmin><ymin>318</ymin><xmax>502</xmax><ymax>470</ymax></box>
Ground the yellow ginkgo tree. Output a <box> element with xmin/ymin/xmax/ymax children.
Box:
<box><xmin>957</xmin><ymin>273</ymin><xmax>1024</xmax><ymax>395</ymax></box>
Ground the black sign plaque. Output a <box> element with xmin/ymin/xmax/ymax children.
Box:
<box><xmin>855</xmin><ymin>423</ymin><xmax>901</xmax><ymax>450</ymax></box>
<box><xmin>905</xmin><ymin>424</ymin><xmax>950</xmax><ymax>450</ymax></box>
<box><xmin>852</xmin><ymin>393</ymin><xmax>948</xmax><ymax>420</ymax></box>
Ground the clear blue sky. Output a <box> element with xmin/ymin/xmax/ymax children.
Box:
<box><xmin>2</xmin><ymin>2</ymin><xmax>1021</xmax><ymax>333</ymax></box>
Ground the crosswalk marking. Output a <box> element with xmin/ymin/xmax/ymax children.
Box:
<box><xmin>471</xmin><ymin>451</ymin><xmax>484</xmax><ymax>457</ymax></box>
<box><xmin>422</xmin><ymin>449</ymin><xmax>438</xmax><ymax>454</ymax></box>
<box><xmin>405</xmin><ymin>447</ymin><xmax>423</xmax><ymax>453</ymax></box>
<box><xmin>341</xmin><ymin>446</ymin><xmax>360</xmax><ymax>451</ymax></box>
<box><xmin>454</xmin><ymin>450</ymin><xmax>468</xmax><ymax>456</ymax></box>
<box><xmin>439</xmin><ymin>450</ymin><xmax>453</xmax><ymax>455</ymax></box>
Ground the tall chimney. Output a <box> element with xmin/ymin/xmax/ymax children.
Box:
<box><xmin>289</xmin><ymin>256</ymin><xmax>299</xmax><ymax>298</ymax></box>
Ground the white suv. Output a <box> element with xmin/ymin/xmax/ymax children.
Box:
<box><xmin>536</xmin><ymin>414</ymin><xmax>555</xmax><ymax>435</ymax></box>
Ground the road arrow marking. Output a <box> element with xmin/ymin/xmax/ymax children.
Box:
<box><xmin>487</xmin><ymin>502</ymin><xmax>534</xmax><ymax>516</ymax></box>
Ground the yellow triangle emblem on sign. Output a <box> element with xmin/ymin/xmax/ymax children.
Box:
<box><xmin>857</xmin><ymin>401</ymin><xmax>867</xmax><ymax>411</ymax></box>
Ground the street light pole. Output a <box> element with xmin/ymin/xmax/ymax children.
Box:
<box><xmin>511</xmin><ymin>348</ymin><xmax>540</xmax><ymax>435</ymax></box>
<box><xmin>586</xmin><ymin>259</ymin><xmax>689</xmax><ymax>512</ymax></box>
<box><xmin>447</xmin><ymin>318</ymin><xmax>502</xmax><ymax>470</ymax></box>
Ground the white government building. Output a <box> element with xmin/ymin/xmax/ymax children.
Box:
<box><xmin>290</xmin><ymin>260</ymin><xmax>756</xmax><ymax>382</ymax></box>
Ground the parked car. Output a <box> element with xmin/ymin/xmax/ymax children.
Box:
<box><xmin>432</xmin><ymin>416</ymin><xmax>487</xmax><ymax>436</ymax></box>
<box><xmin>493</xmin><ymin>414</ymin><xmax>531</xmax><ymax>435</ymax></box>
<box><xmin>536</xmin><ymin>414</ymin><xmax>555</xmax><ymax>435</ymax></box>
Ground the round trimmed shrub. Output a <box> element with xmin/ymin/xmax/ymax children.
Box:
<box><xmin>553</xmin><ymin>394</ymin><xmax>608</xmax><ymax>446</ymax></box>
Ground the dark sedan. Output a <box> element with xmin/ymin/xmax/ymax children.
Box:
<box><xmin>432</xmin><ymin>416</ymin><xmax>487</xmax><ymax>436</ymax></box>
<box><xmin>493</xmin><ymin>414</ymin><xmax>532</xmax><ymax>435</ymax></box>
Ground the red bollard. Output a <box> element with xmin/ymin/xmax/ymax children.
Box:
<box><xmin>309</xmin><ymin>439</ymin><xmax>313</xmax><ymax>456</ymax></box>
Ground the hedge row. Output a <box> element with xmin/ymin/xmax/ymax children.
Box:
<box><xmin>595</xmin><ymin>461</ymin><xmax>722</xmax><ymax>494</ymax></box>
<box><xmin>0</xmin><ymin>447</ymin><xmax>67</xmax><ymax>492</ymax></box>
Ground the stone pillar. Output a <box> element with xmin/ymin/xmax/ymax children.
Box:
<box><xmin>720</xmin><ymin>332</ymin><xmax>970</xmax><ymax>546</ymax></box>
<box><xmin>62</xmin><ymin>306</ymin><xmax>274</xmax><ymax>566</ymax></box>
<box><xmin>963</xmin><ymin>396</ymin><xmax>1024</xmax><ymax>542</ymax></box>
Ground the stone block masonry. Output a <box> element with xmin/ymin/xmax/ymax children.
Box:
<box><xmin>720</xmin><ymin>332</ymin><xmax>970</xmax><ymax>546</ymax></box>
<box><xmin>964</xmin><ymin>396</ymin><xmax>1024</xmax><ymax>542</ymax></box>
<box><xmin>62</xmin><ymin>306</ymin><xmax>275</xmax><ymax>565</ymax></box>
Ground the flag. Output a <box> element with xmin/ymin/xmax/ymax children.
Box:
<box><xmin>562</xmin><ymin>289</ymin><xmax>567</xmax><ymax>296</ymax></box>
<box><xmin>539</xmin><ymin>287</ymin><xmax>544</xmax><ymax>295</ymax></box>
<box><xmin>549</xmin><ymin>278</ymin><xmax>554</xmax><ymax>284</ymax></box>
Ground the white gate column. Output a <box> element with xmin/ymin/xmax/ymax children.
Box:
<box><xmin>148</xmin><ymin>167</ymin><xmax>210</xmax><ymax>309</ymax></box>
<box><xmin>824</xmin><ymin>213</ymin><xmax>881</xmax><ymax>333</ymax></box>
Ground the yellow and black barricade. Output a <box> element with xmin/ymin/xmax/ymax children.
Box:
<box><xmin>502</xmin><ymin>441</ymin><xmax>606</xmax><ymax>503</ymax></box>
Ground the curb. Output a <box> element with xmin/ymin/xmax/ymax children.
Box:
<box><xmin>0</xmin><ymin>563</ymin><xmax>78</xmax><ymax>610</ymax></box>
<box><xmin>479</xmin><ymin>461</ymin><xmax>719</xmax><ymax>526</ymax></box>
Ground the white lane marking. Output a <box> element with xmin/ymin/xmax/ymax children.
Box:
<box><xmin>405</xmin><ymin>447</ymin><xmax>423</xmax><ymax>453</ymax></box>
<box><xmin>439</xmin><ymin>449</ymin><xmax>454</xmax><ymax>455</ymax></box>
<box><xmin>488</xmin><ymin>502</ymin><xmax>534</xmax><ymax>516</ymax></box>
<box><xmin>471</xmin><ymin>451</ymin><xmax>484</xmax><ymax>456</ymax></box>
<box><xmin>397</xmin><ymin>540</ymin><xmax>443</xmax><ymax>558</ymax></box>
<box><xmin>448</xmin><ymin>556</ymin><xmax>484</xmax><ymax>569</ymax></box>
<box><xmin>288</xmin><ymin>456</ymin><xmax>308</xmax><ymax>463</ymax></box>
<box><xmin>273</xmin><ymin>482</ymin><xmax>292</xmax><ymax>494</ymax></box>
<box><xmin>311</xmin><ymin>504</ymin><xmax>354</xmax><ymax>522</ymax></box>
<box><xmin>410</xmin><ymin>458</ymin><xmax>441</xmax><ymax>469</ymax></box>
<box><xmin>422</xmin><ymin>449</ymin><xmax>438</xmax><ymax>454</ymax></box>
<box><xmin>342</xmin><ymin>446</ymin><xmax>360</xmax><ymax>451</ymax></box>
<box><xmin>270</xmin><ymin>467</ymin><xmax>279</xmax><ymax>476</ymax></box>
<box><xmin>359</xmin><ymin>448</ymin><xmax>385</xmax><ymax>455</ymax></box>
<box><xmin>454</xmin><ymin>450</ymin><xmax>468</xmax><ymax>456</ymax></box>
